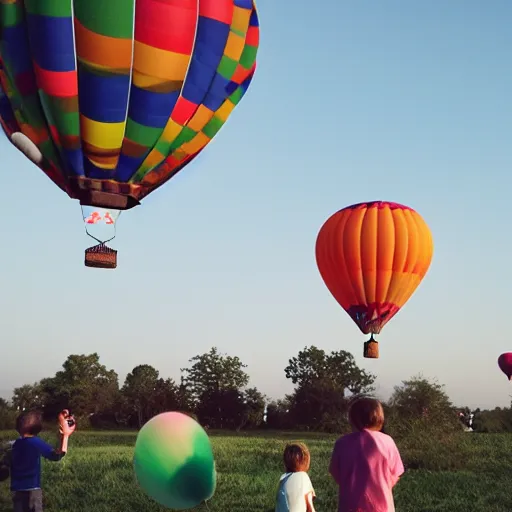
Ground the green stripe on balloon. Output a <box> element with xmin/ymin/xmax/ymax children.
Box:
<box><xmin>24</xmin><ymin>0</ymin><xmax>72</xmax><ymax>17</ymax></box>
<box><xmin>73</xmin><ymin>0</ymin><xmax>134</xmax><ymax>39</ymax></box>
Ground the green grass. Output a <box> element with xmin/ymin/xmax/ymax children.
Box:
<box><xmin>1</xmin><ymin>430</ymin><xmax>512</xmax><ymax>511</ymax></box>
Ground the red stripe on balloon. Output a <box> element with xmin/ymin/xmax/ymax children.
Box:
<box><xmin>135</xmin><ymin>0</ymin><xmax>197</xmax><ymax>54</ymax></box>
<box><xmin>33</xmin><ymin>63</ymin><xmax>78</xmax><ymax>98</ymax></box>
<box><xmin>199</xmin><ymin>0</ymin><xmax>233</xmax><ymax>24</ymax></box>
<box><xmin>171</xmin><ymin>96</ymin><xmax>198</xmax><ymax>125</ymax></box>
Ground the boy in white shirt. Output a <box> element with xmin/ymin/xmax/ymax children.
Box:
<box><xmin>275</xmin><ymin>442</ymin><xmax>316</xmax><ymax>512</ymax></box>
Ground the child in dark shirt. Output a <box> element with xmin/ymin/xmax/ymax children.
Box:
<box><xmin>9</xmin><ymin>409</ymin><xmax>76</xmax><ymax>512</ymax></box>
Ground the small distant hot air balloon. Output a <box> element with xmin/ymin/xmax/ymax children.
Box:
<box><xmin>316</xmin><ymin>201</ymin><xmax>434</xmax><ymax>358</ymax></box>
<box><xmin>0</xmin><ymin>0</ymin><xmax>259</xmax><ymax>269</ymax></box>
<box><xmin>498</xmin><ymin>353</ymin><xmax>512</xmax><ymax>380</ymax></box>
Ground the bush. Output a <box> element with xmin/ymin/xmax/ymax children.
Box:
<box><xmin>0</xmin><ymin>409</ymin><xmax>16</xmax><ymax>431</ymax></box>
<box><xmin>383</xmin><ymin>376</ymin><xmax>469</xmax><ymax>471</ymax></box>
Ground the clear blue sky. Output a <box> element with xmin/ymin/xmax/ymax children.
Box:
<box><xmin>1</xmin><ymin>0</ymin><xmax>511</xmax><ymax>410</ymax></box>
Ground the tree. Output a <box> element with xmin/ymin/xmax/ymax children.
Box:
<box><xmin>122</xmin><ymin>364</ymin><xmax>161</xmax><ymax>428</ymax></box>
<box><xmin>241</xmin><ymin>387</ymin><xmax>266</xmax><ymax>429</ymax></box>
<box><xmin>196</xmin><ymin>388</ymin><xmax>246</xmax><ymax>429</ymax></box>
<box><xmin>389</xmin><ymin>375</ymin><xmax>454</xmax><ymax>419</ymax></box>
<box><xmin>182</xmin><ymin>347</ymin><xmax>254</xmax><ymax>429</ymax></box>
<box><xmin>266</xmin><ymin>398</ymin><xmax>292</xmax><ymax>429</ymax></box>
<box><xmin>284</xmin><ymin>346</ymin><xmax>375</xmax><ymax>432</ymax></box>
<box><xmin>41</xmin><ymin>353</ymin><xmax>119</xmax><ymax>418</ymax></box>
<box><xmin>472</xmin><ymin>406</ymin><xmax>512</xmax><ymax>433</ymax></box>
<box><xmin>387</xmin><ymin>375</ymin><xmax>460</xmax><ymax>436</ymax></box>
<box><xmin>285</xmin><ymin>346</ymin><xmax>375</xmax><ymax>395</ymax></box>
<box><xmin>12</xmin><ymin>384</ymin><xmax>45</xmax><ymax>412</ymax></box>
<box><xmin>181</xmin><ymin>347</ymin><xmax>250</xmax><ymax>403</ymax></box>
<box><xmin>0</xmin><ymin>398</ymin><xmax>15</xmax><ymax>430</ymax></box>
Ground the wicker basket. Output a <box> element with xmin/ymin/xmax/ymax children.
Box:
<box><xmin>363</xmin><ymin>339</ymin><xmax>379</xmax><ymax>359</ymax></box>
<box><xmin>85</xmin><ymin>243</ymin><xmax>117</xmax><ymax>269</ymax></box>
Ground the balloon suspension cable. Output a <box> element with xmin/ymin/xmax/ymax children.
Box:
<box><xmin>84</xmin><ymin>228</ymin><xmax>118</xmax><ymax>270</ymax></box>
<box><xmin>85</xmin><ymin>231</ymin><xmax>116</xmax><ymax>246</ymax></box>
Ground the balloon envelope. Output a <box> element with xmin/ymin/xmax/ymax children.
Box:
<box><xmin>0</xmin><ymin>1</ymin><xmax>259</xmax><ymax>210</ymax></box>
<box><xmin>498</xmin><ymin>353</ymin><xmax>512</xmax><ymax>380</ymax></box>
<box><xmin>134</xmin><ymin>412</ymin><xmax>216</xmax><ymax>510</ymax></box>
<box><xmin>316</xmin><ymin>201</ymin><xmax>434</xmax><ymax>337</ymax></box>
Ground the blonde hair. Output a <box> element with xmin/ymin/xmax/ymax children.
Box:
<box><xmin>348</xmin><ymin>397</ymin><xmax>385</xmax><ymax>431</ymax></box>
<box><xmin>283</xmin><ymin>442</ymin><xmax>310</xmax><ymax>472</ymax></box>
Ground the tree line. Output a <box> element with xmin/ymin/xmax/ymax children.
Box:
<box><xmin>0</xmin><ymin>346</ymin><xmax>510</xmax><ymax>434</ymax></box>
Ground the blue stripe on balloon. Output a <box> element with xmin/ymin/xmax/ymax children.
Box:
<box><xmin>78</xmin><ymin>66</ymin><xmax>130</xmax><ymax>123</ymax></box>
<box><xmin>182</xmin><ymin>17</ymin><xmax>230</xmax><ymax>106</ymax></box>
<box><xmin>250</xmin><ymin>8</ymin><xmax>259</xmax><ymax>27</ymax></box>
<box><xmin>63</xmin><ymin>148</ymin><xmax>85</xmax><ymax>176</ymax></box>
<box><xmin>25</xmin><ymin>14</ymin><xmax>75</xmax><ymax>72</ymax></box>
<box><xmin>234</xmin><ymin>0</ymin><xmax>253</xmax><ymax>8</ymax></box>
<box><xmin>83</xmin><ymin>157</ymin><xmax>116</xmax><ymax>179</ymax></box>
<box><xmin>1</xmin><ymin>25</ymin><xmax>33</xmax><ymax>75</ymax></box>
<box><xmin>128</xmin><ymin>87</ymin><xmax>179</xmax><ymax>129</ymax></box>
<box><xmin>115</xmin><ymin>154</ymin><xmax>146</xmax><ymax>182</ymax></box>
<box><xmin>196</xmin><ymin>18</ymin><xmax>230</xmax><ymax>60</ymax></box>
<box><xmin>203</xmin><ymin>74</ymin><xmax>231</xmax><ymax>111</ymax></box>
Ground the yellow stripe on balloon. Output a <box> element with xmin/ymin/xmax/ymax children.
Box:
<box><xmin>132</xmin><ymin>70</ymin><xmax>177</xmax><ymax>90</ymax></box>
<box><xmin>224</xmin><ymin>31</ymin><xmax>246</xmax><ymax>61</ymax></box>
<box><xmin>133</xmin><ymin>42</ymin><xmax>189</xmax><ymax>81</ymax></box>
<box><xmin>161</xmin><ymin>119</ymin><xmax>184</xmax><ymax>143</ymax></box>
<box><xmin>180</xmin><ymin>132</ymin><xmax>210</xmax><ymax>155</ymax></box>
<box><xmin>80</xmin><ymin>115</ymin><xmax>125</xmax><ymax>150</ymax></box>
<box><xmin>187</xmin><ymin>105</ymin><xmax>215</xmax><ymax>132</ymax></box>
<box><xmin>142</xmin><ymin>149</ymin><xmax>166</xmax><ymax>170</ymax></box>
<box><xmin>214</xmin><ymin>100</ymin><xmax>235</xmax><ymax>122</ymax></box>
<box><xmin>231</xmin><ymin>6</ymin><xmax>252</xmax><ymax>34</ymax></box>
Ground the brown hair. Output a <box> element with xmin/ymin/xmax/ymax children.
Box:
<box><xmin>283</xmin><ymin>442</ymin><xmax>310</xmax><ymax>473</ymax></box>
<box><xmin>348</xmin><ymin>397</ymin><xmax>385</xmax><ymax>431</ymax></box>
<box><xmin>16</xmin><ymin>411</ymin><xmax>43</xmax><ymax>436</ymax></box>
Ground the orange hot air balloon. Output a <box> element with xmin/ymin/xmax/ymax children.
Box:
<box><xmin>316</xmin><ymin>201</ymin><xmax>434</xmax><ymax>358</ymax></box>
<box><xmin>498</xmin><ymin>353</ymin><xmax>512</xmax><ymax>380</ymax></box>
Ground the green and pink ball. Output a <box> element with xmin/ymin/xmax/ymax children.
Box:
<box><xmin>134</xmin><ymin>412</ymin><xmax>216</xmax><ymax>510</ymax></box>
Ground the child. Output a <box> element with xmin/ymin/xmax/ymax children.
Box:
<box><xmin>275</xmin><ymin>442</ymin><xmax>316</xmax><ymax>512</ymax></box>
<box><xmin>329</xmin><ymin>397</ymin><xmax>404</xmax><ymax>512</ymax></box>
<box><xmin>10</xmin><ymin>409</ymin><xmax>76</xmax><ymax>512</ymax></box>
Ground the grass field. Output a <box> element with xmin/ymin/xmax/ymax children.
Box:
<box><xmin>1</xmin><ymin>429</ymin><xmax>512</xmax><ymax>511</ymax></box>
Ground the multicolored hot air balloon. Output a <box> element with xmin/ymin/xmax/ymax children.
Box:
<box><xmin>0</xmin><ymin>0</ymin><xmax>259</xmax><ymax>268</ymax></box>
<box><xmin>498</xmin><ymin>353</ymin><xmax>512</xmax><ymax>380</ymax></box>
<box><xmin>316</xmin><ymin>201</ymin><xmax>434</xmax><ymax>358</ymax></box>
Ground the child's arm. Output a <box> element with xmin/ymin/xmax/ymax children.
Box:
<box><xmin>32</xmin><ymin>437</ymin><xmax>66</xmax><ymax>462</ymax></box>
<box><xmin>389</xmin><ymin>439</ymin><xmax>405</xmax><ymax>486</ymax></box>
<box><xmin>35</xmin><ymin>410</ymin><xmax>76</xmax><ymax>462</ymax></box>
<box><xmin>55</xmin><ymin>410</ymin><xmax>76</xmax><ymax>456</ymax></box>
<box><xmin>305</xmin><ymin>491</ymin><xmax>316</xmax><ymax>512</ymax></box>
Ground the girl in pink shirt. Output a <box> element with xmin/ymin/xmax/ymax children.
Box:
<box><xmin>329</xmin><ymin>397</ymin><xmax>404</xmax><ymax>512</ymax></box>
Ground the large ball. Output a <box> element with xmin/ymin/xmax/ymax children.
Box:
<box><xmin>133</xmin><ymin>412</ymin><xmax>216</xmax><ymax>510</ymax></box>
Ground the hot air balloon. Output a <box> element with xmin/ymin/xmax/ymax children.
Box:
<box><xmin>0</xmin><ymin>0</ymin><xmax>259</xmax><ymax>268</ymax></box>
<box><xmin>498</xmin><ymin>353</ymin><xmax>512</xmax><ymax>380</ymax></box>
<box><xmin>316</xmin><ymin>201</ymin><xmax>433</xmax><ymax>358</ymax></box>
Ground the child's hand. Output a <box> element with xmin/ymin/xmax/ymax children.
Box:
<box><xmin>58</xmin><ymin>409</ymin><xmax>76</xmax><ymax>436</ymax></box>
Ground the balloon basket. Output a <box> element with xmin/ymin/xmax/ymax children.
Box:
<box><xmin>85</xmin><ymin>243</ymin><xmax>117</xmax><ymax>269</ymax></box>
<box><xmin>363</xmin><ymin>339</ymin><xmax>379</xmax><ymax>359</ymax></box>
